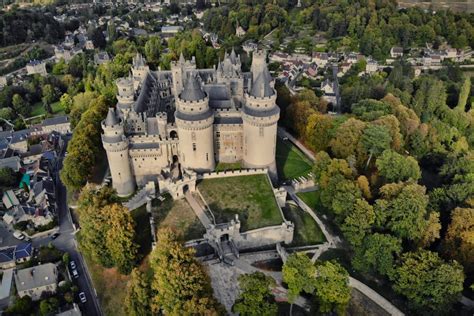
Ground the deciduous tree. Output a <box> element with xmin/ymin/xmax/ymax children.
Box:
<box><xmin>232</xmin><ymin>272</ymin><xmax>277</xmax><ymax>316</ymax></box>
<box><xmin>393</xmin><ymin>250</ymin><xmax>464</xmax><ymax>312</ymax></box>
<box><xmin>125</xmin><ymin>268</ymin><xmax>153</xmax><ymax>316</ymax></box>
<box><xmin>443</xmin><ymin>207</ymin><xmax>474</xmax><ymax>273</ymax></box>
<box><xmin>376</xmin><ymin>150</ymin><xmax>421</xmax><ymax>183</ymax></box>
<box><xmin>150</xmin><ymin>228</ymin><xmax>219</xmax><ymax>315</ymax></box>
<box><xmin>341</xmin><ymin>198</ymin><xmax>375</xmax><ymax>246</ymax></box>
<box><xmin>313</xmin><ymin>260</ymin><xmax>351</xmax><ymax>314</ymax></box>
<box><xmin>352</xmin><ymin>233</ymin><xmax>402</xmax><ymax>277</ymax></box>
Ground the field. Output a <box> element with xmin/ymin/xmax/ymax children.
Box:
<box><xmin>282</xmin><ymin>204</ymin><xmax>326</xmax><ymax>246</ymax></box>
<box><xmin>30</xmin><ymin>101</ymin><xmax>65</xmax><ymax>117</ymax></box>
<box><xmin>198</xmin><ymin>174</ymin><xmax>283</xmax><ymax>231</ymax></box>
<box><xmin>152</xmin><ymin>195</ymin><xmax>206</xmax><ymax>241</ymax></box>
<box><xmin>276</xmin><ymin>138</ymin><xmax>313</xmax><ymax>180</ymax></box>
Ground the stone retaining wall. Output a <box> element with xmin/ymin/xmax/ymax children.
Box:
<box><xmin>197</xmin><ymin>168</ymin><xmax>267</xmax><ymax>180</ymax></box>
<box><xmin>236</xmin><ymin>222</ymin><xmax>294</xmax><ymax>249</ymax></box>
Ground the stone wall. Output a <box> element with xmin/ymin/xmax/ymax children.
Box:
<box><xmin>235</xmin><ymin>222</ymin><xmax>294</xmax><ymax>249</ymax></box>
<box><xmin>197</xmin><ymin>168</ymin><xmax>267</xmax><ymax>180</ymax></box>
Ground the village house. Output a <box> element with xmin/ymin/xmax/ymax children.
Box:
<box><xmin>26</xmin><ymin>60</ymin><xmax>47</xmax><ymax>76</ymax></box>
<box><xmin>390</xmin><ymin>46</ymin><xmax>404</xmax><ymax>58</ymax></box>
<box><xmin>15</xmin><ymin>263</ymin><xmax>58</xmax><ymax>301</ymax></box>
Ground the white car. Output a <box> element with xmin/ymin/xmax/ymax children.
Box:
<box><xmin>13</xmin><ymin>231</ymin><xmax>25</xmax><ymax>240</ymax></box>
<box><xmin>78</xmin><ymin>292</ymin><xmax>87</xmax><ymax>303</ymax></box>
<box><xmin>70</xmin><ymin>260</ymin><xmax>76</xmax><ymax>270</ymax></box>
<box><xmin>71</xmin><ymin>269</ymin><xmax>79</xmax><ymax>279</ymax></box>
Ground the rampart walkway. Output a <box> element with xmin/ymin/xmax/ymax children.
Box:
<box><xmin>185</xmin><ymin>191</ymin><xmax>212</xmax><ymax>229</ymax></box>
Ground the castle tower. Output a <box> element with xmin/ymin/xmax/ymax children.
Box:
<box><xmin>116</xmin><ymin>75</ymin><xmax>135</xmax><ymax>114</ymax></box>
<box><xmin>217</xmin><ymin>49</ymin><xmax>244</xmax><ymax>97</ymax></box>
<box><xmin>175</xmin><ymin>74</ymin><xmax>215</xmax><ymax>172</ymax></box>
<box><xmin>242</xmin><ymin>51</ymin><xmax>280</xmax><ymax>179</ymax></box>
<box><xmin>131</xmin><ymin>53</ymin><xmax>149</xmax><ymax>90</ymax></box>
<box><xmin>101</xmin><ymin>108</ymin><xmax>135</xmax><ymax>196</ymax></box>
<box><xmin>170</xmin><ymin>53</ymin><xmax>196</xmax><ymax>96</ymax></box>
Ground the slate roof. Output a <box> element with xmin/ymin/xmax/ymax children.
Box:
<box><xmin>250</xmin><ymin>68</ymin><xmax>274</xmax><ymax>98</ymax></box>
<box><xmin>104</xmin><ymin>108</ymin><xmax>119</xmax><ymax>126</ymax></box>
<box><xmin>0</xmin><ymin>247</ymin><xmax>14</xmax><ymax>263</ymax></box>
<box><xmin>179</xmin><ymin>75</ymin><xmax>206</xmax><ymax>101</ymax></box>
<box><xmin>42</xmin><ymin>116</ymin><xmax>69</xmax><ymax>126</ymax></box>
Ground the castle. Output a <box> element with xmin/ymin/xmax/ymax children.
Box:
<box><xmin>102</xmin><ymin>49</ymin><xmax>280</xmax><ymax>197</ymax></box>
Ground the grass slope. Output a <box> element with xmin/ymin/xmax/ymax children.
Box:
<box><xmin>198</xmin><ymin>174</ymin><xmax>282</xmax><ymax>231</ymax></box>
<box><xmin>276</xmin><ymin>138</ymin><xmax>312</xmax><ymax>180</ymax></box>
<box><xmin>282</xmin><ymin>204</ymin><xmax>325</xmax><ymax>246</ymax></box>
<box><xmin>152</xmin><ymin>195</ymin><xmax>205</xmax><ymax>241</ymax></box>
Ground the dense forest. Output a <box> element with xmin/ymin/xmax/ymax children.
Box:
<box><xmin>204</xmin><ymin>0</ymin><xmax>474</xmax><ymax>60</ymax></box>
<box><xmin>0</xmin><ymin>8</ymin><xmax>65</xmax><ymax>46</ymax></box>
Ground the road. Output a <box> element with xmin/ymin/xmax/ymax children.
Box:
<box><xmin>31</xmin><ymin>139</ymin><xmax>102</xmax><ymax>316</ymax></box>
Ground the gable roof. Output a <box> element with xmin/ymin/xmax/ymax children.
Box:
<box><xmin>15</xmin><ymin>243</ymin><xmax>32</xmax><ymax>260</ymax></box>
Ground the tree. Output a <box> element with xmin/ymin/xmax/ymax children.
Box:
<box><xmin>329</xmin><ymin>118</ymin><xmax>366</xmax><ymax>163</ymax></box>
<box><xmin>282</xmin><ymin>253</ymin><xmax>316</xmax><ymax>308</ymax></box>
<box><xmin>361</xmin><ymin>124</ymin><xmax>392</xmax><ymax>167</ymax></box>
<box><xmin>341</xmin><ymin>198</ymin><xmax>375</xmax><ymax>246</ymax></box>
<box><xmin>443</xmin><ymin>207</ymin><xmax>474</xmax><ymax>273</ymax></box>
<box><xmin>76</xmin><ymin>185</ymin><xmax>117</xmax><ymax>267</ymax></box>
<box><xmin>351</xmin><ymin>99</ymin><xmax>391</xmax><ymax>121</ymax></box>
<box><xmin>5</xmin><ymin>295</ymin><xmax>32</xmax><ymax>315</ymax></box>
<box><xmin>305</xmin><ymin>113</ymin><xmax>334</xmax><ymax>152</ymax></box>
<box><xmin>0</xmin><ymin>167</ymin><xmax>17</xmax><ymax>190</ymax></box>
<box><xmin>456</xmin><ymin>76</ymin><xmax>470</xmax><ymax>111</ymax></box>
<box><xmin>313</xmin><ymin>260</ymin><xmax>351</xmax><ymax>314</ymax></box>
<box><xmin>150</xmin><ymin>228</ymin><xmax>219</xmax><ymax>315</ymax></box>
<box><xmin>376</xmin><ymin>150</ymin><xmax>421</xmax><ymax>182</ymax></box>
<box><xmin>90</xmin><ymin>28</ymin><xmax>106</xmax><ymax>49</ymax></box>
<box><xmin>0</xmin><ymin>107</ymin><xmax>13</xmax><ymax>121</ymax></box>
<box><xmin>232</xmin><ymin>272</ymin><xmax>277</xmax><ymax>316</ymax></box>
<box><xmin>375</xmin><ymin>182</ymin><xmax>430</xmax><ymax>241</ymax></box>
<box><xmin>352</xmin><ymin>233</ymin><xmax>402</xmax><ymax>277</ymax></box>
<box><xmin>144</xmin><ymin>36</ymin><xmax>162</xmax><ymax>67</ymax></box>
<box><xmin>39</xmin><ymin>297</ymin><xmax>59</xmax><ymax>316</ymax></box>
<box><xmin>59</xmin><ymin>93</ymin><xmax>73</xmax><ymax>114</ymax></box>
<box><xmin>12</xmin><ymin>93</ymin><xmax>28</xmax><ymax>116</ymax></box>
<box><xmin>42</xmin><ymin>84</ymin><xmax>57</xmax><ymax>113</ymax></box>
<box><xmin>393</xmin><ymin>250</ymin><xmax>464</xmax><ymax>312</ymax></box>
<box><xmin>125</xmin><ymin>268</ymin><xmax>153</xmax><ymax>316</ymax></box>
<box><xmin>103</xmin><ymin>203</ymin><xmax>138</xmax><ymax>274</ymax></box>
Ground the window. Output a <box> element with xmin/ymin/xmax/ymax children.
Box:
<box><xmin>216</xmin><ymin>131</ymin><xmax>220</xmax><ymax>138</ymax></box>
<box><xmin>192</xmin><ymin>132</ymin><xmax>196</xmax><ymax>141</ymax></box>
<box><xmin>193</xmin><ymin>143</ymin><xmax>196</xmax><ymax>151</ymax></box>
<box><xmin>206</xmin><ymin>153</ymin><xmax>209</xmax><ymax>161</ymax></box>
<box><xmin>259</xmin><ymin>127</ymin><xmax>264</xmax><ymax>137</ymax></box>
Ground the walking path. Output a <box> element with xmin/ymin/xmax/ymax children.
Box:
<box><xmin>185</xmin><ymin>191</ymin><xmax>212</xmax><ymax>228</ymax></box>
<box><xmin>278</xmin><ymin>127</ymin><xmax>315</xmax><ymax>162</ymax></box>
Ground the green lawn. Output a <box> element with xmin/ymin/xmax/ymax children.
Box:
<box><xmin>30</xmin><ymin>101</ymin><xmax>65</xmax><ymax>117</ymax></box>
<box><xmin>282</xmin><ymin>204</ymin><xmax>326</xmax><ymax>246</ymax></box>
<box><xmin>297</xmin><ymin>191</ymin><xmax>320</xmax><ymax>210</ymax></box>
<box><xmin>276</xmin><ymin>138</ymin><xmax>313</xmax><ymax>180</ymax></box>
<box><xmin>198</xmin><ymin>174</ymin><xmax>283</xmax><ymax>231</ymax></box>
<box><xmin>152</xmin><ymin>194</ymin><xmax>206</xmax><ymax>241</ymax></box>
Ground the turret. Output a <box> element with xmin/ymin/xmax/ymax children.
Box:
<box><xmin>170</xmin><ymin>53</ymin><xmax>196</xmax><ymax>96</ymax></box>
<box><xmin>116</xmin><ymin>75</ymin><xmax>135</xmax><ymax>114</ymax></box>
<box><xmin>131</xmin><ymin>53</ymin><xmax>149</xmax><ymax>90</ymax></box>
<box><xmin>101</xmin><ymin>108</ymin><xmax>135</xmax><ymax>196</ymax></box>
<box><xmin>242</xmin><ymin>51</ymin><xmax>280</xmax><ymax>180</ymax></box>
<box><xmin>175</xmin><ymin>74</ymin><xmax>215</xmax><ymax>172</ymax></box>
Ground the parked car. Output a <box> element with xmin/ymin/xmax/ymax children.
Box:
<box><xmin>78</xmin><ymin>292</ymin><xmax>87</xmax><ymax>303</ymax></box>
<box><xmin>51</xmin><ymin>232</ymin><xmax>60</xmax><ymax>239</ymax></box>
<box><xmin>71</xmin><ymin>269</ymin><xmax>79</xmax><ymax>279</ymax></box>
<box><xmin>70</xmin><ymin>260</ymin><xmax>76</xmax><ymax>270</ymax></box>
<box><xmin>13</xmin><ymin>231</ymin><xmax>25</xmax><ymax>240</ymax></box>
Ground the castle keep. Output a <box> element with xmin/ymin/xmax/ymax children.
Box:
<box><xmin>102</xmin><ymin>50</ymin><xmax>280</xmax><ymax>196</ymax></box>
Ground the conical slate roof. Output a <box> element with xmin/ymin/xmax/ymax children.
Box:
<box><xmin>179</xmin><ymin>52</ymin><xmax>185</xmax><ymax>64</ymax></box>
<box><xmin>230</xmin><ymin>48</ymin><xmax>237</xmax><ymax>64</ymax></box>
<box><xmin>105</xmin><ymin>108</ymin><xmax>119</xmax><ymax>126</ymax></box>
<box><xmin>179</xmin><ymin>75</ymin><xmax>206</xmax><ymax>101</ymax></box>
<box><xmin>250</xmin><ymin>64</ymin><xmax>274</xmax><ymax>98</ymax></box>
